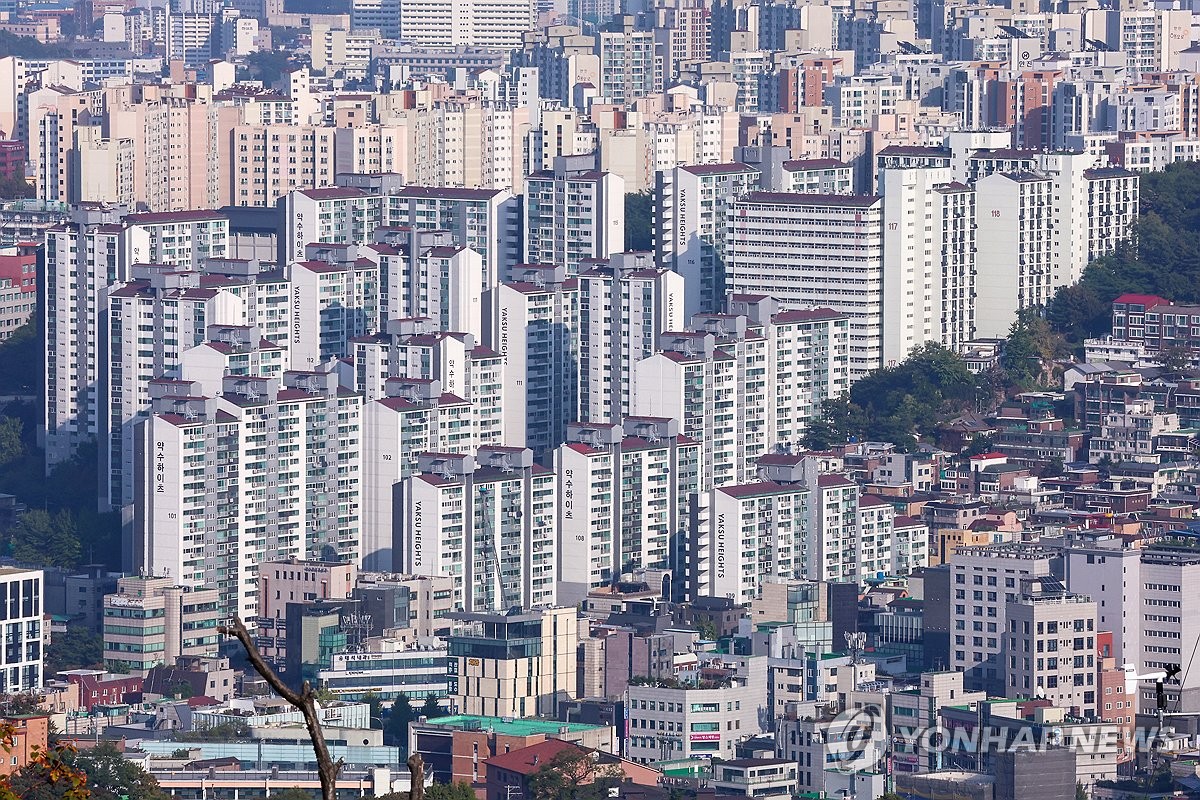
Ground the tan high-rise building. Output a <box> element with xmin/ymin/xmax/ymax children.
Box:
<box><xmin>102</xmin><ymin>576</ymin><xmax>221</xmax><ymax>674</ymax></box>
<box><xmin>447</xmin><ymin>607</ymin><xmax>579</xmax><ymax>718</ymax></box>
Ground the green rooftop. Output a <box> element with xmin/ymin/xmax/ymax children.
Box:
<box><xmin>424</xmin><ymin>715</ymin><xmax>605</xmax><ymax>736</ymax></box>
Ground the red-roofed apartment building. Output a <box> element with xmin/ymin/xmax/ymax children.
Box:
<box><xmin>484</xmin><ymin>739</ymin><xmax>659</xmax><ymax>800</ymax></box>
<box><xmin>0</xmin><ymin>253</ymin><xmax>35</xmax><ymax>339</ymax></box>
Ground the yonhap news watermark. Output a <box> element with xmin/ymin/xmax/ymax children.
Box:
<box><xmin>825</xmin><ymin>706</ymin><xmax>1177</xmax><ymax>774</ymax></box>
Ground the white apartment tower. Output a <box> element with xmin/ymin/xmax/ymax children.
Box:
<box><xmin>725</xmin><ymin>295</ymin><xmax>851</xmax><ymax>448</ymax></box>
<box><xmin>362</xmin><ymin>377</ymin><xmax>478</xmax><ymax>572</ymax></box>
<box><xmin>373</xmin><ymin>230</ymin><xmax>484</xmax><ymax>338</ymax></box>
<box><xmin>289</xmin><ymin>244</ymin><xmax>381</xmax><ymax>368</ymax></box>
<box><xmin>494</xmin><ymin>264</ymin><xmax>580</xmax><ymax>458</ymax></box>
<box><xmin>577</xmin><ymin>252</ymin><xmax>685</xmax><ymax>424</ymax></box>
<box><xmin>45</xmin><ymin>207</ymin><xmax>230</xmax><ymax>471</ymax></box>
<box><xmin>725</xmin><ymin>192</ymin><xmax>884</xmax><ymax>378</ymax></box>
<box><xmin>105</xmin><ymin>272</ymin><xmax>246</xmax><ymax>513</ymax></box>
<box><xmin>396</xmin><ymin>448</ymin><xmax>557</xmax><ymax>612</ymax></box>
<box><xmin>395</xmin><ymin>0</ymin><xmax>535</xmax><ymax>49</ymax></box>
<box><xmin>387</xmin><ymin>186</ymin><xmax>521</xmax><ymax>292</ymax></box>
<box><xmin>974</xmin><ymin>172</ymin><xmax>1054</xmax><ymax>338</ymax></box>
<box><xmin>137</xmin><ymin>368</ymin><xmax>362</xmax><ymax>622</ymax></box>
<box><xmin>656</xmin><ymin>163</ymin><xmax>762</xmax><ymax>317</ymax></box>
<box><xmin>555</xmin><ymin>417</ymin><xmax>701</xmax><ymax>603</ymax></box>
<box><xmin>879</xmin><ymin>167</ymin><xmax>977</xmax><ymax>365</ymax></box>
<box><xmin>692</xmin><ymin>457</ymin><xmax>810</xmax><ymax>603</ymax></box>
<box><xmin>44</xmin><ymin>206</ymin><xmax>126</xmax><ymax>470</ymax></box>
<box><xmin>632</xmin><ymin>323</ymin><xmax>767</xmax><ymax>491</ymax></box>
<box><xmin>524</xmin><ymin>155</ymin><xmax>624</xmax><ymax>275</ymax></box>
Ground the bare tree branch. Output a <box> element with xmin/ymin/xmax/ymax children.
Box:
<box><xmin>219</xmin><ymin>616</ymin><xmax>343</xmax><ymax>800</ymax></box>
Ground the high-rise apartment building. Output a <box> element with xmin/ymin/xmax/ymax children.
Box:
<box><xmin>555</xmin><ymin>417</ymin><xmax>701</xmax><ymax>603</ymax></box>
<box><xmin>880</xmin><ymin>166</ymin><xmax>977</xmax><ymax>365</ymax></box>
<box><xmin>577</xmin><ymin>253</ymin><xmax>685</xmax><ymax>424</ymax></box>
<box><xmin>105</xmin><ymin>272</ymin><xmax>246</xmax><ymax>512</ymax></box>
<box><xmin>633</xmin><ymin>318</ymin><xmax>772</xmax><ymax>491</ymax></box>
<box><xmin>692</xmin><ymin>458</ymin><xmax>809</xmax><ymax>603</ymax></box>
<box><xmin>361</xmin><ymin>366</ymin><xmax>505</xmax><ymax>572</ymax></box>
<box><xmin>724</xmin><ymin>296</ymin><xmax>851</xmax><ymax>449</ymax></box>
<box><xmin>289</xmin><ymin>245</ymin><xmax>381</xmax><ymax>368</ymax></box>
<box><xmin>524</xmin><ymin>155</ymin><xmax>624</xmax><ymax>275</ymax></box>
<box><xmin>387</xmin><ymin>186</ymin><xmax>521</xmax><ymax>292</ymax></box>
<box><xmin>725</xmin><ymin>192</ymin><xmax>884</xmax><ymax>378</ymax></box>
<box><xmin>374</xmin><ymin>231</ymin><xmax>484</xmax><ymax>338</ymax></box>
<box><xmin>393</xmin><ymin>0</ymin><xmax>535</xmax><ymax>50</ymax></box>
<box><xmin>396</xmin><ymin>448</ymin><xmax>557</xmax><ymax>613</ymax></box>
<box><xmin>136</xmin><ymin>368</ymin><xmax>361</xmax><ymax>622</ymax></box>
<box><xmin>494</xmin><ymin>265</ymin><xmax>580</xmax><ymax>457</ymax></box>
<box><xmin>656</xmin><ymin>163</ymin><xmax>761</xmax><ymax>317</ymax></box>
<box><xmin>44</xmin><ymin>206</ymin><xmax>125</xmax><ymax>469</ymax></box>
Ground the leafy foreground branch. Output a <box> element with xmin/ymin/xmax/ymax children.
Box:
<box><xmin>219</xmin><ymin>617</ymin><xmax>344</xmax><ymax>800</ymax></box>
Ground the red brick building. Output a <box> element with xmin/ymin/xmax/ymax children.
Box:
<box><xmin>60</xmin><ymin>670</ymin><xmax>143</xmax><ymax>711</ymax></box>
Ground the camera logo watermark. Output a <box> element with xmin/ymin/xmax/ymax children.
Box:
<box><xmin>828</xmin><ymin>707</ymin><xmax>887</xmax><ymax>773</ymax></box>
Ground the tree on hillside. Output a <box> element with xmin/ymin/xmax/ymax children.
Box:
<box><xmin>847</xmin><ymin>343</ymin><xmax>978</xmax><ymax>449</ymax></box>
<box><xmin>1048</xmin><ymin>162</ymin><xmax>1200</xmax><ymax>344</ymax></box>
<box><xmin>44</xmin><ymin>625</ymin><xmax>103</xmax><ymax>675</ymax></box>
<box><xmin>624</xmin><ymin>192</ymin><xmax>653</xmax><ymax>251</ymax></box>
<box><xmin>9</xmin><ymin>509</ymin><xmax>79</xmax><ymax>568</ymax></box>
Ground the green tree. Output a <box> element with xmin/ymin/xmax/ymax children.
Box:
<box><xmin>427</xmin><ymin>782</ymin><xmax>477</xmax><ymax>800</ymax></box>
<box><xmin>0</xmin><ymin>322</ymin><xmax>41</xmax><ymax>394</ymax></box>
<box><xmin>9</xmin><ymin>509</ymin><xmax>80</xmax><ymax>568</ymax></box>
<box><xmin>526</xmin><ymin>748</ymin><xmax>624</xmax><ymax>800</ymax></box>
<box><xmin>964</xmin><ymin>434</ymin><xmax>996</xmax><ymax>457</ymax></box>
<box><xmin>0</xmin><ymin>174</ymin><xmax>34</xmax><ymax>200</ymax></box>
<box><xmin>362</xmin><ymin>691</ymin><xmax>383</xmax><ymax>728</ymax></box>
<box><xmin>385</xmin><ymin>693</ymin><xmax>416</xmax><ymax>750</ymax></box>
<box><xmin>800</xmin><ymin>396</ymin><xmax>860</xmax><ymax>451</ymax></box>
<box><xmin>0</xmin><ymin>30</ymin><xmax>69</xmax><ymax>59</ymax></box>
<box><xmin>419</xmin><ymin>695</ymin><xmax>446</xmax><ymax>719</ymax></box>
<box><xmin>847</xmin><ymin>342</ymin><xmax>978</xmax><ymax>448</ymax></box>
<box><xmin>623</xmin><ymin>192</ymin><xmax>653</xmax><ymax>251</ymax></box>
<box><xmin>313</xmin><ymin>685</ymin><xmax>338</xmax><ymax>705</ymax></box>
<box><xmin>1075</xmin><ymin>783</ymin><xmax>1088</xmax><ymax>800</ymax></box>
<box><xmin>0</xmin><ymin>417</ymin><xmax>23</xmax><ymax>468</ymax></box>
<box><xmin>10</xmin><ymin>741</ymin><xmax>168</xmax><ymax>800</ymax></box>
<box><xmin>44</xmin><ymin>625</ymin><xmax>103</xmax><ymax>675</ymax></box>
<box><xmin>174</xmin><ymin>721</ymin><xmax>251</xmax><ymax>742</ymax></box>
<box><xmin>1154</xmin><ymin>343</ymin><xmax>1194</xmax><ymax>372</ymax></box>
